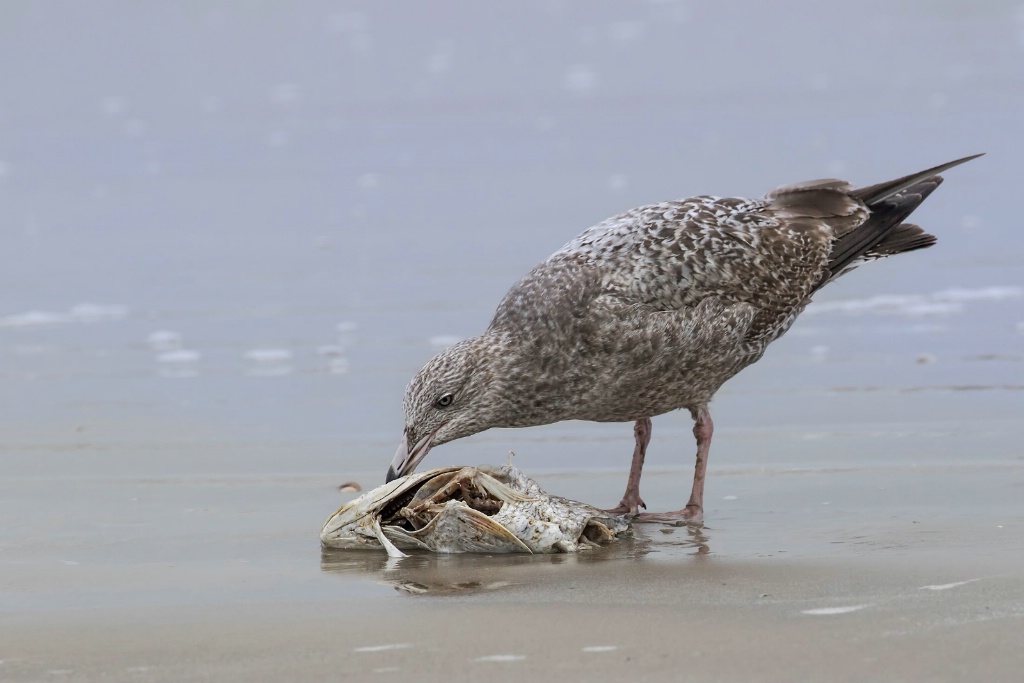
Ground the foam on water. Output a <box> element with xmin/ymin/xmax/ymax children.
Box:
<box><xmin>932</xmin><ymin>286</ymin><xmax>1022</xmax><ymax>302</ymax></box>
<box><xmin>246</xmin><ymin>365</ymin><xmax>293</xmax><ymax>377</ymax></box>
<box><xmin>807</xmin><ymin>295</ymin><xmax>960</xmax><ymax>316</ymax></box>
<box><xmin>146</xmin><ymin>331</ymin><xmax>182</xmax><ymax>351</ymax></box>
<box><xmin>0</xmin><ymin>304</ymin><xmax>127</xmax><ymax>328</ymax></box>
<box><xmin>243</xmin><ymin>348</ymin><xmax>293</xmax><ymax>377</ymax></box>
<box><xmin>353</xmin><ymin>643</ymin><xmax>412</xmax><ymax>653</ymax></box>
<box><xmin>801</xmin><ymin>605</ymin><xmax>871</xmax><ymax>615</ymax></box>
<box><xmin>806</xmin><ymin>286</ymin><xmax>1021</xmax><ymax>317</ymax></box>
<box><xmin>157</xmin><ymin>350</ymin><xmax>201</xmax><ymax>364</ymax></box>
<box><xmin>328</xmin><ymin>357</ymin><xmax>350</xmax><ymax>375</ymax></box>
<box><xmin>316</xmin><ymin>344</ymin><xmax>351</xmax><ymax>373</ymax></box>
<box><xmin>336</xmin><ymin>321</ymin><xmax>358</xmax><ymax>348</ymax></box>
<box><xmin>243</xmin><ymin>349</ymin><xmax>293</xmax><ymax>362</ymax></box>
<box><xmin>919</xmin><ymin>579</ymin><xmax>980</xmax><ymax>591</ymax></box>
<box><xmin>0</xmin><ymin>311</ymin><xmax>72</xmax><ymax>327</ymax></box>
<box><xmin>473</xmin><ymin>654</ymin><xmax>526</xmax><ymax>663</ymax></box>
<box><xmin>156</xmin><ymin>349</ymin><xmax>201</xmax><ymax>378</ymax></box>
<box><xmin>319</xmin><ymin>326</ymin><xmax>356</xmax><ymax>374</ymax></box>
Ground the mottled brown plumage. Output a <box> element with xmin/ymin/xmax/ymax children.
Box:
<box><xmin>387</xmin><ymin>155</ymin><xmax>981</xmax><ymax>523</ymax></box>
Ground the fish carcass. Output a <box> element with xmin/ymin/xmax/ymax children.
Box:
<box><xmin>320</xmin><ymin>464</ymin><xmax>631</xmax><ymax>556</ymax></box>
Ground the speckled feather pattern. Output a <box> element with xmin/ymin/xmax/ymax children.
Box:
<box><xmin>398</xmin><ymin>162</ymin><xmax>966</xmax><ymax>454</ymax></box>
<box><xmin>478</xmin><ymin>188</ymin><xmax>866</xmax><ymax>424</ymax></box>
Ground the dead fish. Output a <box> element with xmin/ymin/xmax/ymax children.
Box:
<box><xmin>320</xmin><ymin>464</ymin><xmax>631</xmax><ymax>556</ymax></box>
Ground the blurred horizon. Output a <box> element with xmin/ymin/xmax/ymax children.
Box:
<box><xmin>1</xmin><ymin>1</ymin><xmax>1021</xmax><ymax>479</ymax></box>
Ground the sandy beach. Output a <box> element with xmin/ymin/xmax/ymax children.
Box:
<box><xmin>3</xmin><ymin>461</ymin><xmax>1023</xmax><ymax>681</ymax></box>
<box><xmin>2</xmin><ymin>1</ymin><xmax>1024</xmax><ymax>681</ymax></box>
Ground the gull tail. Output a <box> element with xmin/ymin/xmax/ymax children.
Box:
<box><xmin>817</xmin><ymin>154</ymin><xmax>982</xmax><ymax>287</ymax></box>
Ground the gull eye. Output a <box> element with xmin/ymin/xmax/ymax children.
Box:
<box><xmin>435</xmin><ymin>393</ymin><xmax>454</xmax><ymax>408</ymax></box>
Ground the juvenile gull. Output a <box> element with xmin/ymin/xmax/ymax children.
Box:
<box><xmin>387</xmin><ymin>155</ymin><xmax>981</xmax><ymax>523</ymax></box>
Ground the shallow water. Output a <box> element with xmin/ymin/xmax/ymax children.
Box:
<box><xmin>1</xmin><ymin>2</ymin><xmax>1023</xmax><ymax>679</ymax></box>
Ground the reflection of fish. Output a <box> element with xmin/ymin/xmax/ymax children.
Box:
<box><xmin>320</xmin><ymin>465</ymin><xmax>631</xmax><ymax>557</ymax></box>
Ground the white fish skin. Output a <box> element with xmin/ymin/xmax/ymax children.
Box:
<box><xmin>320</xmin><ymin>464</ymin><xmax>631</xmax><ymax>554</ymax></box>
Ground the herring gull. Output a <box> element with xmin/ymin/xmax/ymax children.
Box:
<box><xmin>387</xmin><ymin>155</ymin><xmax>981</xmax><ymax>523</ymax></box>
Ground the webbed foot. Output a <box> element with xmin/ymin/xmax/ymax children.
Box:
<box><xmin>636</xmin><ymin>505</ymin><xmax>703</xmax><ymax>526</ymax></box>
<box><xmin>605</xmin><ymin>495</ymin><xmax>646</xmax><ymax>516</ymax></box>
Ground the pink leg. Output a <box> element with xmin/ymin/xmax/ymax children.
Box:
<box><xmin>637</xmin><ymin>406</ymin><xmax>712</xmax><ymax>525</ymax></box>
<box><xmin>606</xmin><ymin>418</ymin><xmax>652</xmax><ymax>515</ymax></box>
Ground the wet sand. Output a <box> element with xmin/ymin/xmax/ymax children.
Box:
<box><xmin>3</xmin><ymin>1</ymin><xmax>1024</xmax><ymax>681</ymax></box>
<box><xmin>3</xmin><ymin>457</ymin><xmax>1023</xmax><ymax>682</ymax></box>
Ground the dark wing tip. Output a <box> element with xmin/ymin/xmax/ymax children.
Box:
<box><xmin>853</xmin><ymin>153</ymin><xmax>984</xmax><ymax>206</ymax></box>
<box><xmin>867</xmin><ymin>223</ymin><xmax>937</xmax><ymax>257</ymax></box>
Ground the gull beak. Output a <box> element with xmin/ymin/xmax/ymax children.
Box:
<box><xmin>386</xmin><ymin>428</ymin><xmax>437</xmax><ymax>482</ymax></box>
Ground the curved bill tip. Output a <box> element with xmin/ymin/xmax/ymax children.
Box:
<box><xmin>386</xmin><ymin>434</ymin><xmax>409</xmax><ymax>483</ymax></box>
<box><xmin>386</xmin><ymin>429</ymin><xmax>436</xmax><ymax>483</ymax></box>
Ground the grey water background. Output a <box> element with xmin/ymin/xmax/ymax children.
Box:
<box><xmin>2</xmin><ymin>1</ymin><xmax>1022</xmax><ymax>487</ymax></box>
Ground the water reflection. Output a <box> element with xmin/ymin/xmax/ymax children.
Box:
<box><xmin>320</xmin><ymin>525</ymin><xmax>713</xmax><ymax>595</ymax></box>
<box><xmin>652</xmin><ymin>524</ymin><xmax>712</xmax><ymax>555</ymax></box>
